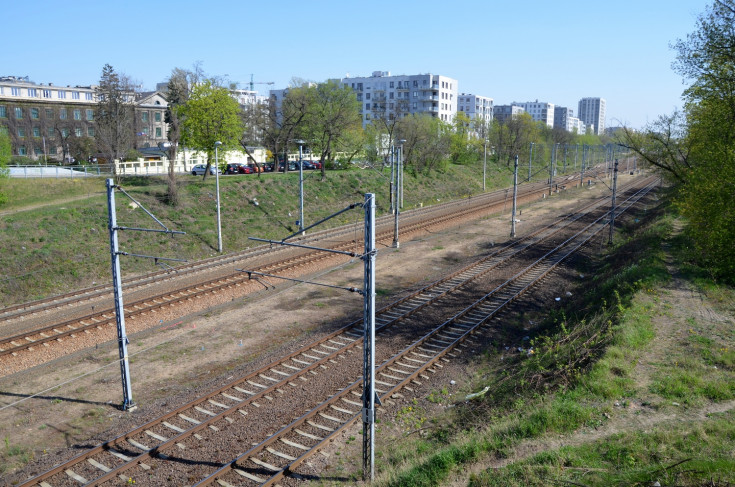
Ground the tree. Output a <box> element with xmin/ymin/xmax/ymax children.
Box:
<box><xmin>95</xmin><ymin>64</ymin><xmax>136</xmax><ymax>173</ymax></box>
<box><xmin>449</xmin><ymin>112</ymin><xmax>479</xmax><ymax>165</ymax></box>
<box><xmin>396</xmin><ymin>114</ymin><xmax>451</xmax><ymax>173</ymax></box>
<box><xmin>490</xmin><ymin>113</ymin><xmax>538</xmax><ymax>166</ymax></box>
<box><xmin>0</xmin><ymin>132</ymin><xmax>10</xmax><ymax>205</ymax></box>
<box><xmin>239</xmin><ymin>99</ymin><xmax>270</xmax><ymax>176</ymax></box>
<box><xmin>179</xmin><ymin>80</ymin><xmax>244</xmax><ymax>179</ymax></box>
<box><xmin>161</xmin><ymin>65</ymin><xmax>204</xmax><ymax>203</ymax></box>
<box><xmin>297</xmin><ymin>80</ymin><xmax>362</xmax><ymax>180</ymax></box>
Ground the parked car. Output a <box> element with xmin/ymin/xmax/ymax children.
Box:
<box><xmin>224</xmin><ymin>163</ymin><xmax>253</xmax><ymax>175</ymax></box>
<box><xmin>278</xmin><ymin>161</ymin><xmax>298</xmax><ymax>172</ymax></box>
<box><xmin>263</xmin><ymin>162</ymin><xmax>275</xmax><ymax>172</ymax></box>
<box><xmin>191</xmin><ymin>164</ymin><xmax>216</xmax><ymax>176</ymax></box>
<box><xmin>300</xmin><ymin>160</ymin><xmax>317</xmax><ymax>170</ymax></box>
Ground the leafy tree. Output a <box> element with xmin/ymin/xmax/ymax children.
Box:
<box><xmin>396</xmin><ymin>114</ymin><xmax>451</xmax><ymax>173</ymax></box>
<box><xmin>68</xmin><ymin>136</ymin><xmax>96</xmax><ymax>165</ymax></box>
<box><xmin>490</xmin><ymin>113</ymin><xmax>538</xmax><ymax>166</ymax></box>
<box><xmin>449</xmin><ymin>112</ymin><xmax>479</xmax><ymax>165</ymax></box>
<box><xmin>179</xmin><ymin>80</ymin><xmax>244</xmax><ymax>179</ymax></box>
<box><xmin>0</xmin><ymin>132</ymin><xmax>10</xmax><ymax>205</ymax></box>
<box><xmin>95</xmin><ymin>64</ymin><xmax>136</xmax><ymax>173</ymax></box>
<box><xmin>297</xmin><ymin>80</ymin><xmax>362</xmax><ymax>180</ymax></box>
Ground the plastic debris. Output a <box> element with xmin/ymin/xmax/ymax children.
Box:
<box><xmin>464</xmin><ymin>386</ymin><xmax>490</xmax><ymax>401</ymax></box>
<box><xmin>450</xmin><ymin>380</ymin><xmax>456</xmax><ymax>385</ymax></box>
<box><xmin>555</xmin><ymin>297</ymin><xmax>561</xmax><ymax>302</ymax></box>
<box><xmin>565</xmin><ymin>291</ymin><xmax>573</xmax><ymax>296</ymax></box>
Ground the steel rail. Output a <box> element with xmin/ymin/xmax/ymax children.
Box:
<box><xmin>195</xmin><ymin>177</ymin><xmax>658</xmax><ymax>486</ymax></box>
<box><xmin>0</xmin><ymin>174</ymin><xmax>578</xmax><ymax>358</ymax></box>
<box><xmin>15</xmin><ymin>175</ymin><xmax>653</xmax><ymax>487</ymax></box>
<box><xmin>0</xmin><ymin>167</ymin><xmax>603</xmax><ymax>324</ymax></box>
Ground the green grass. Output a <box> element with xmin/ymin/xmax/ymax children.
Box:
<box><xmin>348</xmin><ymin>197</ymin><xmax>735</xmax><ymax>487</ymax></box>
<box><xmin>0</xmin><ymin>162</ymin><xmax>515</xmax><ymax>306</ymax></box>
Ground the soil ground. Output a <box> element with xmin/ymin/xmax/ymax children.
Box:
<box><xmin>0</xmin><ymin>176</ymin><xmax>638</xmax><ymax>482</ymax></box>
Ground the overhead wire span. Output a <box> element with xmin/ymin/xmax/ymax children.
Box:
<box><xmin>238</xmin><ymin>269</ymin><xmax>364</xmax><ymax>295</ymax></box>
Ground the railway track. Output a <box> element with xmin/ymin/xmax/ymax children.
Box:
<box><xmin>0</xmin><ymin>171</ymin><xmax>602</xmax><ymax>363</ymax></box>
<box><xmin>14</xmin><ymin>175</ymin><xmax>658</xmax><ymax>487</ymax></box>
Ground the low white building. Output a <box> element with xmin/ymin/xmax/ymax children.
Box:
<box><xmin>116</xmin><ymin>147</ymin><xmax>268</xmax><ymax>175</ymax></box>
<box><xmin>457</xmin><ymin>93</ymin><xmax>493</xmax><ymax>124</ymax></box>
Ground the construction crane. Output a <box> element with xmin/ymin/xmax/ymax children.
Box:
<box><xmin>250</xmin><ymin>74</ymin><xmax>274</xmax><ymax>91</ymax></box>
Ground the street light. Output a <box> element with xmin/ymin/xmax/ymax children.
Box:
<box><xmin>294</xmin><ymin>139</ymin><xmax>306</xmax><ymax>235</ymax></box>
<box><xmin>214</xmin><ymin>141</ymin><xmax>223</xmax><ymax>253</ymax></box>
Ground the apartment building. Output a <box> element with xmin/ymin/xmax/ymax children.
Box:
<box><xmin>340</xmin><ymin>71</ymin><xmax>458</xmax><ymax>125</ymax></box>
<box><xmin>457</xmin><ymin>93</ymin><xmax>493</xmax><ymax>124</ymax></box>
<box><xmin>512</xmin><ymin>100</ymin><xmax>555</xmax><ymax>127</ymax></box>
<box><xmin>577</xmin><ymin>97</ymin><xmax>606</xmax><ymax>135</ymax></box>
<box><xmin>0</xmin><ymin>75</ymin><xmax>167</xmax><ymax>161</ymax></box>
<box><xmin>493</xmin><ymin>104</ymin><xmax>526</xmax><ymax>124</ymax></box>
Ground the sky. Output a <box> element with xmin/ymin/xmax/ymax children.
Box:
<box><xmin>2</xmin><ymin>0</ymin><xmax>711</xmax><ymax>129</ymax></box>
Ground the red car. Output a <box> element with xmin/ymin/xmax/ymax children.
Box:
<box><xmin>224</xmin><ymin>163</ymin><xmax>253</xmax><ymax>175</ymax></box>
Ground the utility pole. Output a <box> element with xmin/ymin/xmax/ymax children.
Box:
<box><xmin>106</xmin><ymin>179</ymin><xmax>135</xmax><ymax>411</ymax></box>
<box><xmin>362</xmin><ymin>193</ymin><xmax>377</xmax><ymax>482</ymax></box>
<box><xmin>389</xmin><ymin>144</ymin><xmax>394</xmax><ymax>214</ymax></box>
<box><xmin>483</xmin><ymin>140</ymin><xmax>487</xmax><ymax>191</ymax></box>
<box><xmin>528</xmin><ymin>142</ymin><xmax>534</xmax><ymax>182</ymax></box>
<box><xmin>580</xmin><ymin>145</ymin><xmax>586</xmax><ymax>187</ymax></box>
<box><xmin>548</xmin><ymin>144</ymin><xmax>554</xmax><ymax>196</ymax></box>
<box><xmin>608</xmin><ymin>160</ymin><xmax>619</xmax><ymax>245</ymax></box>
<box><xmin>298</xmin><ymin>141</ymin><xmax>305</xmax><ymax>235</ymax></box>
<box><xmin>392</xmin><ymin>145</ymin><xmax>400</xmax><ymax>248</ymax></box>
<box><xmin>511</xmin><ymin>155</ymin><xmax>519</xmax><ymax>237</ymax></box>
<box><xmin>214</xmin><ymin>141</ymin><xmax>223</xmax><ymax>253</ymax></box>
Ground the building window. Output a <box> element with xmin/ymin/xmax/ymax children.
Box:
<box><xmin>75</xmin><ymin>127</ymin><xmax>82</xmax><ymax>137</ymax></box>
<box><xmin>45</xmin><ymin>108</ymin><xmax>53</xmax><ymax>118</ymax></box>
<box><xmin>154</xmin><ymin>111</ymin><xmax>162</xmax><ymax>122</ymax></box>
<box><xmin>28</xmin><ymin>88</ymin><xmax>37</xmax><ymax>97</ymax></box>
<box><xmin>11</xmin><ymin>87</ymin><xmax>21</xmax><ymax>96</ymax></box>
<box><xmin>155</xmin><ymin>127</ymin><xmax>162</xmax><ymax>137</ymax></box>
<box><xmin>58</xmin><ymin>91</ymin><xmax>66</xmax><ymax>99</ymax></box>
<box><xmin>59</xmin><ymin>108</ymin><xmax>67</xmax><ymax>119</ymax></box>
<box><xmin>142</xmin><ymin>111</ymin><xmax>149</xmax><ymax>122</ymax></box>
<box><xmin>72</xmin><ymin>91</ymin><xmax>80</xmax><ymax>100</ymax></box>
<box><xmin>0</xmin><ymin>106</ymin><xmax>5</xmax><ymax>118</ymax></box>
<box><xmin>43</xmin><ymin>89</ymin><xmax>52</xmax><ymax>98</ymax></box>
<box><xmin>88</xmin><ymin>126</ymin><xmax>95</xmax><ymax>137</ymax></box>
<box><xmin>85</xmin><ymin>92</ymin><xmax>93</xmax><ymax>100</ymax></box>
<box><xmin>389</xmin><ymin>92</ymin><xmax>394</xmax><ymax>99</ymax></box>
<box><xmin>365</xmin><ymin>93</ymin><xmax>370</xmax><ymax>100</ymax></box>
<box><xmin>86</xmin><ymin>109</ymin><xmax>94</xmax><ymax>121</ymax></box>
<box><xmin>49</xmin><ymin>146</ymin><xmax>57</xmax><ymax>155</ymax></box>
<box><xmin>18</xmin><ymin>146</ymin><xmax>27</xmax><ymax>156</ymax></box>
<box><xmin>14</xmin><ymin>107</ymin><xmax>23</xmax><ymax>119</ymax></box>
<box><xmin>31</xmin><ymin>108</ymin><xmax>40</xmax><ymax>119</ymax></box>
<box><xmin>365</xmin><ymin>103</ymin><xmax>370</xmax><ymax>110</ymax></box>
<box><xmin>33</xmin><ymin>127</ymin><xmax>41</xmax><ymax>137</ymax></box>
<box><xmin>61</xmin><ymin>128</ymin><xmax>69</xmax><ymax>137</ymax></box>
<box><xmin>73</xmin><ymin>109</ymin><xmax>81</xmax><ymax>120</ymax></box>
<box><xmin>35</xmin><ymin>146</ymin><xmax>43</xmax><ymax>155</ymax></box>
<box><xmin>48</xmin><ymin>127</ymin><xmax>55</xmax><ymax>137</ymax></box>
<box><xmin>18</xmin><ymin>127</ymin><xmax>25</xmax><ymax>137</ymax></box>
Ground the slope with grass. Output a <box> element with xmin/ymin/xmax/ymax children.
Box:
<box><xmin>325</xmin><ymin>191</ymin><xmax>735</xmax><ymax>487</ymax></box>
<box><xmin>0</xmin><ymin>164</ymin><xmax>515</xmax><ymax>307</ymax></box>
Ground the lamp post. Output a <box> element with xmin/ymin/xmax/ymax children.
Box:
<box><xmin>295</xmin><ymin>139</ymin><xmax>306</xmax><ymax>235</ymax></box>
<box><xmin>214</xmin><ymin>141</ymin><xmax>223</xmax><ymax>253</ymax></box>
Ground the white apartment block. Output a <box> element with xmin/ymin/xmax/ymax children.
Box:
<box><xmin>493</xmin><ymin>105</ymin><xmax>526</xmax><ymax>124</ymax></box>
<box><xmin>577</xmin><ymin>97</ymin><xmax>606</xmax><ymax>135</ymax></box>
<box><xmin>512</xmin><ymin>100</ymin><xmax>555</xmax><ymax>127</ymax></box>
<box><xmin>340</xmin><ymin>71</ymin><xmax>458</xmax><ymax>125</ymax></box>
<box><xmin>457</xmin><ymin>93</ymin><xmax>493</xmax><ymax>124</ymax></box>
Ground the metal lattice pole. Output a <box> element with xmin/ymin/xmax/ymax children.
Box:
<box><xmin>362</xmin><ymin>193</ymin><xmax>377</xmax><ymax>481</ymax></box>
<box><xmin>106</xmin><ymin>179</ymin><xmax>135</xmax><ymax>411</ymax></box>
<box><xmin>215</xmin><ymin>142</ymin><xmax>222</xmax><ymax>253</ymax></box>
<box><xmin>392</xmin><ymin>147</ymin><xmax>400</xmax><ymax>248</ymax></box>
<box><xmin>608</xmin><ymin>160</ymin><xmax>619</xmax><ymax>244</ymax></box>
<box><xmin>299</xmin><ymin>143</ymin><xmax>305</xmax><ymax>235</ymax></box>
<box><xmin>511</xmin><ymin>155</ymin><xmax>518</xmax><ymax>238</ymax></box>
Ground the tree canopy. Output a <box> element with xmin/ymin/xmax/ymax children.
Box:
<box><xmin>179</xmin><ymin>80</ymin><xmax>244</xmax><ymax>178</ymax></box>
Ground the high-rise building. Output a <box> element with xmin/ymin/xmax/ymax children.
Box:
<box><xmin>340</xmin><ymin>71</ymin><xmax>458</xmax><ymax>125</ymax></box>
<box><xmin>511</xmin><ymin>100</ymin><xmax>554</xmax><ymax>127</ymax></box>
<box><xmin>457</xmin><ymin>93</ymin><xmax>493</xmax><ymax>124</ymax></box>
<box><xmin>493</xmin><ymin>105</ymin><xmax>525</xmax><ymax>124</ymax></box>
<box><xmin>577</xmin><ymin>97</ymin><xmax>606</xmax><ymax>135</ymax></box>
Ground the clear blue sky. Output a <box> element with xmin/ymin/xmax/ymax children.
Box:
<box><xmin>2</xmin><ymin>0</ymin><xmax>709</xmax><ymax>129</ymax></box>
